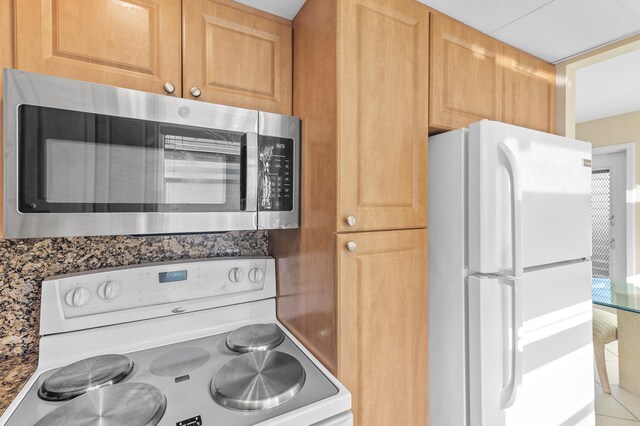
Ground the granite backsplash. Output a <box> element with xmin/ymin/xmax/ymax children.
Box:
<box><xmin>0</xmin><ymin>231</ymin><xmax>268</xmax><ymax>359</ymax></box>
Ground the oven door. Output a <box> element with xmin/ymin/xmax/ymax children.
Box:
<box><xmin>3</xmin><ymin>69</ymin><xmax>259</xmax><ymax>238</ymax></box>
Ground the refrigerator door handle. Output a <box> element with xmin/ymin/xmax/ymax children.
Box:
<box><xmin>497</xmin><ymin>142</ymin><xmax>523</xmax><ymax>409</ymax></box>
<box><xmin>497</xmin><ymin>142</ymin><xmax>523</xmax><ymax>278</ymax></box>
<box><xmin>499</xmin><ymin>276</ymin><xmax>522</xmax><ymax>409</ymax></box>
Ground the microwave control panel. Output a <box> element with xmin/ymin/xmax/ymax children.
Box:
<box><xmin>258</xmin><ymin>136</ymin><xmax>294</xmax><ymax>212</ymax></box>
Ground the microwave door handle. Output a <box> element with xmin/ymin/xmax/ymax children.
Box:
<box><xmin>244</xmin><ymin>132</ymin><xmax>258</xmax><ymax>212</ymax></box>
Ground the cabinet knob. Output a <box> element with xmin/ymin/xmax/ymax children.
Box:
<box><xmin>346</xmin><ymin>241</ymin><xmax>357</xmax><ymax>252</ymax></box>
<box><xmin>190</xmin><ymin>87</ymin><xmax>202</xmax><ymax>98</ymax></box>
<box><xmin>163</xmin><ymin>82</ymin><xmax>175</xmax><ymax>94</ymax></box>
<box><xmin>345</xmin><ymin>215</ymin><xmax>357</xmax><ymax>227</ymax></box>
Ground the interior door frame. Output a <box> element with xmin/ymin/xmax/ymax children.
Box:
<box><xmin>593</xmin><ymin>142</ymin><xmax>636</xmax><ymax>276</ymax></box>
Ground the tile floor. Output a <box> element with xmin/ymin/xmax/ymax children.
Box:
<box><xmin>596</xmin><ymin>342</ymin><xmax>640</xmax><ymax>425</ymax></box>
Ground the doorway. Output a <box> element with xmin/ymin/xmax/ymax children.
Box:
<box><xmin>592</xmin><ymin>150</ymin><xmax>627</xmax><ymax>282</ymax></box>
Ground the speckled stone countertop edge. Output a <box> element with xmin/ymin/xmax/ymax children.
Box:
<box><xmin>0</xmin><ymin>353</ymin><xmax>39</xmax><ymax>417</ymax></box>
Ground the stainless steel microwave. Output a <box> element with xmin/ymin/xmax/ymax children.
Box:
<box><xmin>3</xmin><ymin>69</ymin><xmax>300</xmax><ymax>238</ymax></box>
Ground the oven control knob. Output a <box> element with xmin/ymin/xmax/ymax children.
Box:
<box><xmin>248</xmin><ymin>268</ymin><xmax>264</xmax><ymax>283</ymax></box>
<box><xmin>228</xmin><ymin>267</ymin><xmax>244</xmax><ymax>283</ymax></box>
<box><xmin>65</xmin><ymin>287</ymin><xmax>90</xmax><ymax>307</ymax></box>
<box><xmin>98</xmin><ymin>281</ymin><xmax>121</xmax><ymax>300</ymax></box>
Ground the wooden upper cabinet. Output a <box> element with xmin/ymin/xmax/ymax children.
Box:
<box><xmin>182</xmin><ymin>0</ymin><xmax>292</xmax><ymax>114</ymax></box>
<box><xmin>337</xmin><ymin>229</ymin><xmax>428</xmax><ymax>426</ymax></box>
<box><xmin>15</xmin><ymin>0</ymin><xmax>182</xmax><ymax>95</ymax></box>
<box><xmin>502</xmin><ymin>45</ymin><xmax>556</xmax><ymax>133</ymax></box>
<box><xmin>337</xmin><ymin>0</ymin><xmax>429</xmax><ymax>232</ymax></box>
<box><xmin>430</xmin><ymin>12</ymin><xmax>502</xmax><ymax>131</ymax></box>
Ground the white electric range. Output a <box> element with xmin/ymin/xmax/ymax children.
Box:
<box><xmin>0</xmin><ymin>257</ymin><xmax>352</xmax><ymax>425</ymax></box>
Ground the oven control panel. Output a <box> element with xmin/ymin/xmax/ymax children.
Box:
<box><xmin>51</xmin><ymin>258</ymin><xmax>275</xmax><ymax>319</ymax></box>
<box><xmin>258</xmin><ymin>136</ymin><xmax>294</xmax><ymax>212</ymax></box>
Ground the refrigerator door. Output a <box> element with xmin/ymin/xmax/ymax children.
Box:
<box><xmin>468</xmin><ymin>120</ymin><xmax>592</xmax><ymax>273</ymax></box>
<box><xmin>468</xmin><ymin>261</ymin><xmax>594</xmax><ymax>426</ymax></box>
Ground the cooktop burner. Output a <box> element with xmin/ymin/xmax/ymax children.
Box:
<box><xmin>38</xmin><ymin>354</ymin><xmax>134</xmax><ymax>401</ymax></box>
<box><xmin>226</xmin><ymin>323</ymin><xmax>285</xmax><ymax>353</ymax></box>
<box><xmin>35</xmin><ymin>382</ymin><xmax>166</xmax><ymax>426</ymax></box>
<box><xmin>211</xmin><ymin>350</ymin><xmax>306</xmax><ymax>411</ymax></box>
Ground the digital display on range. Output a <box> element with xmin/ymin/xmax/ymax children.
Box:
<box><xmin>159</xmin><ymin>270</ymin><xmax>188</xmax><ymax>283</ymax></box>
<box><xmin>258</xmin><ymin>136</ymin><xmax>294</xmax><ymax>212</ymax></box>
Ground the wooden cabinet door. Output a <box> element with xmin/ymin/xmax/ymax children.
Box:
<box><xmin>182</xmin><ymin>0</ymin><xmax>292</xmax><ymax>114</ymax></box>
<box><xmin>502</xmin><ymin>46</ymin><xmax>556</xmax><ymax>133</ymax></box>
<box><xmin>337</xmin><ymin>229</ymin><xmax>428</xmax><ymax>426</ymax></box>
<box><xmin>15</xmin><ymin>0</ymin><xmax>182</xmax><ymax>95</ymax></box>
<box><xmin>337</xmin><ymin>0</ymin><xmax>429</xmax><ymax>232</ymax></box>
<box><xmin>430</xmin><ymin>12</ymin><xmax>502</xmax><ymax>131</ymax></box>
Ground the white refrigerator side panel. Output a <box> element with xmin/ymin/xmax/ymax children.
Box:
<box><xmin>469</xmin><ymin>262</ymin><xmax>595</xmax><ymax>426</ymax></box>
<box><xmin>428</xmin><ymin>129</ymin><xmax>468</xmax><ymax>426</ymax></box>
<box><xmin>469</xmin><ymin>120</ymin><xmax>592</xmax><ymax>273</ymax></box>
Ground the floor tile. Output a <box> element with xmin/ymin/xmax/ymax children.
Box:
<box><xmin>596</xmin><ymin>414</ymin><xmax>640</xmax><ymax>425</ymax></box>
<box><xmin>595</xmin><ymin>384</ymin><xmax>637</xmax><ymax>420</ymax></box>
<box><xmin>611</xmin><ymin>385</ymin><xmax>640</xmax><ymax>420</ymax></box>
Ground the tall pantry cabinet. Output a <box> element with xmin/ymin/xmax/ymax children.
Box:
<box><xmin>270</xmin><ymin>0</ymin><xmax>429</xmax><ymax>424</ymax></box>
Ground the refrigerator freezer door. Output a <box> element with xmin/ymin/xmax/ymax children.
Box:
<box><xmin>469</xmin><ymin>261</ymin><xmax>594</xmax><ymax>426</ymax></box>
<box><xmin>468</xmin><ymin>120</ymin><xmax>592</xmax><ymax>273</ymax></box>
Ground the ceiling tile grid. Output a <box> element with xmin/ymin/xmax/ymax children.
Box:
<box><xmin>575</xmin><ymin>48</ymin><xmax>640</xmax><ymax>122</ymax></box>
<box><xmin>490</xmin><ymin>0</ymin><xmax>640</xmax><ymax>63</ymax></box>
<box><xmin>235</xmin><ymin>0</ymin><xmax>640</xmax><ymax>64</ymax></box>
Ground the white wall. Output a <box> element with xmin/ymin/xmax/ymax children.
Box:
<box><xmin>576</xmin><ymin>111</ymin><xmax>640</xmax><ymax>273</ymax></box>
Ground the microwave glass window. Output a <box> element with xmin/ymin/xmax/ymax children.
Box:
<box><xmin>18</xmin><ymin>105</ymin><xmax>246</xmax><ymax>213</ymax></box>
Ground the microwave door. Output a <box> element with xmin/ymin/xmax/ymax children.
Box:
<box><xmin>4</xmin><ymin>68</ymin><xmax>265</xmax><ymax>237</ymax></box>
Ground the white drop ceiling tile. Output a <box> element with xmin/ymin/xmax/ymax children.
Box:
<box><xmin>233</xmin><ymin>0</ymin><xmax>305</xmax><ymax>20</ymax></box>
<box><xmin>616</xmin><ymin>0</ymin><xmax>640</xmax><ymax>18</ymax></box>
<box><xmin>417</xmin><ymin>0</ymin><xmax>553</xmax><ymax>33</ymax></box>
<box><xmin>491</xmin><ymin>0</ymin><xmax>640</xmax><ymax>63</ymax></box>
<box><xmin>576</xmin><ymin>49</ymin><xmax>640</xmax><ymax>122</ymax></box>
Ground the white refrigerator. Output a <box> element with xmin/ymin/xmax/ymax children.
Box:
<box><xmin>429</xmin><ymin>120</ymin><xmax>595</xmax><ymax>426</ymax></box>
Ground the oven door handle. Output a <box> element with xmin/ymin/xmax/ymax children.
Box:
<box><xmin>243</xmin><ymin>132</ymin><xmax>259</xmax><ymax>212</ymax></box>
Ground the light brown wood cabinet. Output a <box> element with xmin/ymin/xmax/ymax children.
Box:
<box><xmin>430</xmin><ymin>12</ymin><xmax>502</xmax><ymax>131</ymax></box>
<box><xmin>429</xmin><ymin>11</ymin><xmax>556</xmax><ymax>133</ymax></box>
<box><xmin>15</xmin><ymin>0</ymin><xmax>183</xmax><ymax>95</ymax></box>
<box><xmin>337</xmin><ymin>229</ymin><xmax>428</xmax><ymax>426</ymax></box>
<box><xmin>0</xmin><ymin>0</ymin><xmax>13</xmax><ymax>238</ymax></box>
<box><xmin>502</xmin><ymin>45</ymin><xmax>556</xmax><ymax>133</ymax></box>
<box><xmin>183</xmin><ymin>0</ymin><xmax>292</xmax><ymax>114</ymax></box>
<box><xmin>13</xmin><ymin>0</ymin><xmax>292</xmax><ymax>114</ymax></box>
<box><xmin>338</xmin><ymin>0</ymin><xmax>428</xmax><ymax>232</ymax></box>
<box><xmin>270</xmin><ymin>0</ymin><xmax>429</xmax><ymax>425</ymax></box>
